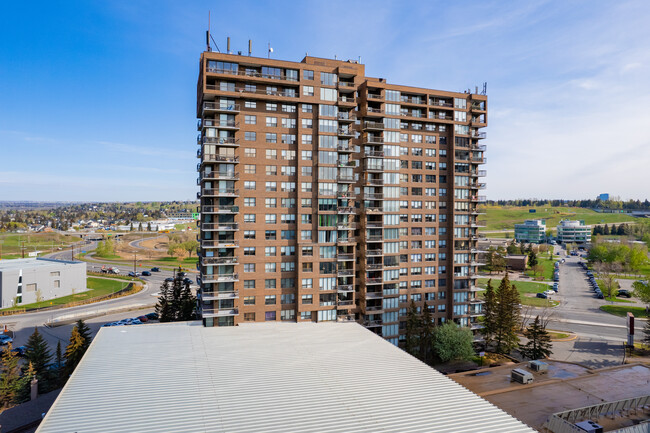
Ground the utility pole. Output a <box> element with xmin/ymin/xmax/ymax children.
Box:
<box><xmin>21</xmin><ymin>240</ymin><xmax>26</xmax><ymax>259</ymax></box>
<box><xmin>71</xmin><ymin>243</ymin><xmax>74</xmax><ymax>261</ymax></box>
<box><xmin>133</xmin><ymin>253</ymin><xmax>137</xmax><ymax>273</ymax></box>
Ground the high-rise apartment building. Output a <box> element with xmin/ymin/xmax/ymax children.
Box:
<box><xmin>196</xmin><ymin>52</ymin><xmax>487</xmax><ymax>345</ymax></box>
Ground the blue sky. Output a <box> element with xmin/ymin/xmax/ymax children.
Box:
<box><xmin>1</xmin><ymin>0</ymin><xmax>649</xmax><ymax>201</ymax></box>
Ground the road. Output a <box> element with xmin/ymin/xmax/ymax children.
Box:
<box><xmin>534</xmin><ymin>248</ymin><xmax>630</xmax><ymax>368</ymax></box>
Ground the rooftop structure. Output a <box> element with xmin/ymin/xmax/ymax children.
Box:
<box><xmin>195</xmin><ymin>52</ymin><xmax>488</xmax><ymax>344</ymax></box>
<box><xmin>514</xmin><ymin>219</ymin><xmax>546</xmax><ymax>244</ymax></box>
<box><xmin>557</xmin><ymin>219</ymin><xmax>591</xmax><ymax>244</ymax></box>
<box><xmin>36</xmin><ymin>322</ymin><xmax>534</xmax><ymax>433</ymax></box>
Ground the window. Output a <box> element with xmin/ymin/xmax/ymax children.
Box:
<box><xmin>244</xmin><ymin>280</ymin><xmax>255</xmax><ymax>289</ymax></box>
<box><xmin>244</xmin><ymin>230</ymin><xmax>256</xmax><ymax>239</ymax></box>
<box><xmin>245</xmin><ymin>148</ymin><xmax>256</xmax><ymax>158</ymax></box>
<box><xmin>266</xmin><ymin>103</ymin><xmax>277</xmax><ymax>111</ymax></box>
<box><xmin>301</xmin><ymin>311</ymin><xmax>312</xmax><ymax>320</ymax></box>
<box><xmin>302</xmin><ymin>294</ymin><xmax>313</xmax><ymax>304</ymax></box>
<box><xmin>282</xmin><ymin>104</ymin><xmax>296</xmax><ymax>112</ymax></box>
<box><xmin>265</xmin><ymin>263</ymin><xmax>277</xmax><ymax>273</ymax></box>
<box><xmin>266</xmin><ymin>182</ymin><xmax>277</xmax><ymax>192</ymax></box>
<box><xmin>266</xmin><ymin>133</ymin><xmax>277</xmax><ymax>143</ymax></box>
<box><xmin>245</xmin><ymin>115</ymin><xmax>256</xmax><ymax>124</ymax></box>
<box><xmin>266</xmin><ymin>165</ymin><xmax>277</xmax><ymax>176</ymax></box>
<box><xmin>265</xmin><ymin>230</ymin><xmax>276</xmax><ymax>240</ymax></box>
<box><xmin>265</xmin><ymin>279</ymin><xmax>276</xmax><ymax>289</ymax></box>
<box><xmin>244</xmin><ymin>296</ymin><xmax>255</xmax><ymax>305</ymax></box>
<box><xmin>280</xmin><ymin>262</ymin><xmax>295</xmax><ymax>272</ymax></box>
<box><xmin>244</xmin><ymin>100</ymin><xmax>256</xmax><ymax>108</ymax></box>
<box><xmin>303</xmin><ymin>70</ymin><xmax>314</xmax><ymax>80</ymax></box>
<box><xmin>320</xmin><ymin>72</ymin><xmax>337</xmax><ymax>86</ymax></box>
<box><xmin>282</xmin><ymin>118</ymin><xmax>296</xmax><ymax>129</ymax></box>
<box><xmin>244</xmin><ymin>181</ymin><xmax>256</xmax><ymax>190</ymax></box>
<box><xmin>244</xmin><ymin>263</ymin><xmax>255</xmax><ymax>273</ymax></box>
<box><xmin>265</xmin><ymin>246</ymin><xmax>276</xmax><ymax>257</ymax></box>
<box><xmin>265</xmin><ymin>214</ymin><xmax>277</xmax><ymax>224</ymax></box>
<box><xmin>244</xmin><ymin>198</ymin><xmax>255</xmax><ymax>207</ymax></box>
<box><xmin>302</xmin><ymin>150</ymin><xmax>312</xmax><ymax>160</ymax></box>
<box><xmin>243</xmin><ymin>247</ymin><xmax>256</xmax><ymax>256</ymax></box>
<box><xmin>320</xmin><ymin>88</ymin><xmax>337</xmax><ymax>101</ymax></box>
<box><xmin>281</xmin><ymin>309</ymin><xmax>296</xmax><ymax>321</ymax></box>
<box><xmin>265</xmin><ymin>295</ymin><xmax>276</xmax><ymax>305</ymax></box>
<box><xmin>301</xmin><ymin>118</ymin><xmax>313</xmax><ymax>129</ymax></box>
<box><xmin>282</xmin><ymin>198</ymin><xmax>296</xmax><ymax>208</ymax></box>
<box><xmin>454</xmin><ymin>98</ymin><xmax>467</xmax><ymax>109</ymax></box>
<box><xmin>244</xmin><ymin>164</ymin><xmax>256</xmax><ymax>174</ymax></box>
<box><xmin>302</xmin><ymin>103</ymin><xmax>313</xmax><ymax>113</ymax></box>
<box><xmin>266</xmin><ymin>116</ymin><xmax>277</xmax><ymax>127</ymax></box>
<box><xmin>244</xmin><ymin>214</ymin><xmax>256</xmax><ymax>223</ymax></box>
<box><xmin>301</xmin><ymin>166</ymin><xmax>312</xmax><ymax>176</ymax></box>
<box><xmin>301</xmin><ymin>134</ymin><xmax>312</xmax><ymax>145</ymax></box>
<box><xmin>245</xmin><ymin>131</ymin><xmax>256</xmax><ymax>141</ymax></box>
<box><xmin>303</xmin><ymin>85</ymin><xmax>314</xmax><ymax>96</ymax></box>
<box><xmin>281</xmin><ymin>230</ymin><xmax>296</xmax><ymax>240</ymax></box>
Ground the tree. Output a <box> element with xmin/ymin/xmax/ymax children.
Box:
<box><xmin>506</xmin><ymin>240</ymin><xmax>519</xmax><ymax>255</ymax></box>
<box><xmin>531</xmin><ymin>264</ymin><xmax>545</xmax><ymax>277</ymax></box>
<box><xmin>0</xmin><ymin>343</ymin><xmax>28</xmax><ymax>406</ymax></box>
<box><xmin>519</xmin><ymin>316</ymin><xmax>553</xmax><ymax>360</ymax></box>
<box><xmin>155</xmin><ymin>273</ymin><xmax>196</xmax><ymax>322</ymax></box>
<box><xmin>183</xmin><ymin>240</ymin><xmax>199</xmax><ymax>259</ymax></box>
<box><xmin>405</xmin><ymin>301</ymin><xmax>422</xmax><ymax>358</ymax></box>
<box><xmin>431</xmin><ymin>322</ymin><xmax>475</xmax><ymax>363</ymax></box>
<box><xmin>23</xmin><ymin>327</ymin><xmax>52</xmax><ymax>393</ymax></box>
<box><xmin>494</xmin><ymin>274</ymin><xmax>521</xmax><ymax>354</ymax></box>
<box><xmin>75</xmin><ymin>319</ymin><xmax>92</xmax><ymax>351</ymax></box>
<box><xmin>603</xmin><ymin>224</ymin><xmax>610</xmax><ymax>235</ymax></box>
<box><xmin>129</xmin><ymin>222</ymin><xmax>134</xmax><ymax>232</ymax></box>
<box><xmin>55</xmin><ymin>341</ymin><xmax>65</xmax><ymax>388</ymax></box>
<box><xmin>64</xmin><ymin>325</ymin><xmax>89</xmax><ymax>377</ymax></box>
<box><xmin>528</xmin><ymin>250</ymin><xmax>538</xmax><ymax>268</ymax></box>
<box><xmin>480</xmin><ymin>279</ymin><xmax>497</xmax><ymax>346</ymax></box>
<box><xmin>138</xmin><ymin>222</ymin><xmax>143</xmax><ymax>231</ymax></box>
<box><xmin>420</xmin><ymin>302</ymin><xmax>435</xmax><ymax>364</ymax></box>
<box><xmin>632</xmin><ymin>280</ymin><xmax>650</xmax><ymax>305</ymax></box>
<box><xmin>147</xmin><ymin>222</ymin><xmax>152</xmax><ymax>232</ymax></box>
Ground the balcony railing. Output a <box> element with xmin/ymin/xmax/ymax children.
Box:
<box><xmin>365</xmin><ymin>206</ymin><xmax>383</xmax><ymax>213</ymax></box>
<box><xmin>200</xmin><ymin>240</ymin><xmax>239</xmax><ymax>248</ymax></box>
<box><xmin>338</xmin><ymin>96</ymin><xmax>356</xmax><ymax>104</ymax></box>
<box><xmin>364</xmin><ymin>151</ymin><xmax>384</xmax><ymax>158</ymax></box>
<box><xmin>337</xmin><ymin>253</ymin><xmax>354</xmax><ymax>261</ymax></box>
<box><xmin>365</xmin><ymin>306</ymin><xmax>383</xmax><ymax>312</ymax></box>
<box><xmin>201</xmin><ymin>273</ymin><xmax>239</xmax><ymax>283</ymax></box>
<box><xmin>363</xmin><ymin>121</ymin><xmax>384</xmax><ymax>130</ymax></box>
<box><xmin>337</xmin><ymin>269</ymin><xmax>354</xmax><ymax>276</ymax></box>
<box><xmin>200</xmin><ymin>256</ymin><xmax>238</xmax><ymax>265</ymax></box>
<box><xmin>337</xmin><ymin>128</ymin><xmax>354</xmax><ymax>136</ymax></box>
<box><xmin>470</xmin><ymin>170</ymin><xmax>487</xmax><ymax>177</ymax></box>
<box><xmin>337</xmin><ymin>284</ymin><xmax>354</xmax><ymax>292</ymax></box>
<box><xmin>363</xmin><ymin>135</ymin><xmax>384</xmax><ymax>144</ymax></box>
<box><xmin>337</xmin><ymin>191</ymin><xmax>353</xmax><ymax>198</ymax></box>
<box><xmin>470</xmin><ymin>195</ymin><xmax>486</xmax><ymax>202</ymax></box>
<box><xmin>366</xmin><ymin>222</ymin><xmax>382</xmax><ymax>228</ymax></box>
<box><xmin>200</xmin><ymin>205</ymin><xmax>239</xmax><ymax>213</ymax></box>
<box><xmin>337</xmin><ymin>113</ymin><xmax>357</xmax><ymax>122</ymax></box>
<box><xmin>364</xmin><ymin>193</ymin><xmax>383</xmax><ymax>200</ymax></box>
<box><xmin>200</xmin><ymin>188</ymin><xmax>239</xmax><ymax>197</ymax></box>
<box><xmin>206</xmin><ymin>84</ymin><xmax>299</xmax><ymax>98</ymax></box>
<box><xmin>201</xmin><ymin>119</ymin><xmax>240</xmax><ymax>129</ymax></box>
<box><xmin>366</xmin><ymin>178</ymin><xmax>383</xmax><ymax>186</ymax></box>
<box><xmin>338</xmin><ymin>207</ymin><xmax>355</xmax><ymax>214</ymax></box>
<box><xmin>366</xmin><ymin>107</ymin><xmax>384</xmax><ymax>114</ymax></box>
<box><xmin>471</xmin><ymin>131</ymin><xmax>487</xmax><ymax>139</ymax></box>
<box><xmin>200</xmin><ymin>171</ymin><xmax>239</xmax><ymax>181</ymax></box>
<box><xmin>337</xmin><ymin>144</ymin><xmax>353</xmax><ymax>152</ymax></box>
<box><xmin>337</xmin><ymin>175</ymin><xmax>355</xmax><ymax>183</ymax></box>
<box><xmin>337</xmin><ymin>300</ymin><xmax>354</xmax><ymax>306</ymax></box>
<box><xmin>337</xmin><ymin>161</ymin><xmax>356</xmax><ymax>167</ymax></box>
<box><xmin>201</xmin><ymin>137</ymin><xmax>239</xmax><ymax>146</ymax></box>
<box><xmin>366</xmin><ymin>263</ymin><xmax>383</xmax><ymax>270</ymax></box>
<box><xmin>363</xmin><ymin>319</ymin><xmax>382</xmax><ymax>327</ymax></box>
<box><xmin>201</xmin><ymin>308</ymin><xmax>239</xmax><ymax>317</ymax></box>
<box><xmin>201</xmin><ymin>290</ymin><xmax>239</xmax><ymax>300</ymax></box>
<box><xmin>338</xmin><ymin>81</ymin><xmax>355</xmax><ymax>89</ymax></box>
<box><xmin>202</xmin><ymin>102</ymin><xmax>240</xmax><ymax>112</ymax></box>
<box><xmin>201</xmin><ymin>154</ymin><xmax>240</xmax><ymax>163</ymax></box>
<box><xmin>366</xmin><ymin>249</ymin><xmax>383</xmax><ymax>256</ymax></box>
<box><xmin>199</xmin><ymin>222</ymin><xmax>239</xmax><ymax>231</ymax></box>
<box><xmin>366</xmin><ymin>235</ymin><xmax>383</xmax><ymax>242</ymax></box>
<box><xmin>206</xmin><ymin>67</ymin><xmax>299</xmax><ymax>82</ymax></box>
<box><xmin>367</xmin><ymin>94</ymin><xmax>383</xmax><ymax>100</ymax></box>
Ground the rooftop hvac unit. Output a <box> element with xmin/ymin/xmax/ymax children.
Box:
<box><xmin>574</xmin><ymin>420</ymin><xmax>603</xmax><ymax>433</ymax></box>
<box><xmin>529</xmin><ymin>360</ymin><xmax>548</xmax><ymax>373</ymax></box>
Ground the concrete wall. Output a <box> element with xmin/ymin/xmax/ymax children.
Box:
<box><xmin>0</xmin><ymin>259</ymin><xmax>87</xmax><ymax>308</ymax></box>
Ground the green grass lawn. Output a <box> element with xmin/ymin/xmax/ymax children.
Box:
<box><xmin>0</xmin><ymin>277</ymin><xmax>129</xmax><ymax>312</ymax></box>
<box><xmin>477</xmin><ymin>278</ymin><xmax>558</xmax><ymax>307</ymax></box>
<box><xmin>480</xmin><ymin>205</ymin><xmax>634</xmax><ymax>232</ymax></box>
<box><xmin>0</xmin><ymin>232</ymin><xmax>83</xmax><ymax>255</ymax></box>
<box><xmin>524</xmin><ymin>256</ymin><xmax>558</xmax><ymax>281</ymax></box>
<box><xmin>600</xmin><ymin>305</ymin><xmax>649</xmax><ymax>318</ymax></box>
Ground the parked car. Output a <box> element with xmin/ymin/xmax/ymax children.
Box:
<box><xmin>183</xmin><ymin>277</ymin><xmax>194</xmax><ymax>285</ymax></box>
<box><xmin>145</xmin><ymin>312</ymin><xmax>159</xmax><ymax>320</ymax></box>
<box><xmin>151</xmin><ymin>267</ymin><xmax>160</xmax><ymax>272</ymax></box>
<box><xmin>141</xmin><ymin>271</ymin><xmax>151</xmax><ymax>276</ymax></box>
<box><xmin>552</xmin><ymin>283</ymin><xmax>559</xmax><ymax>292</ymax></box>
<box><xmin>536</xmin><ymin>292</ymin><xmax>548</xmax><ymax>299</ymax></box>
<box><xmin>543</xmin><ymin>290</ymin><xmax>555</xmax><ymax>296</ymax></box>
<box><xmin>595</xmin><ymin>292</ymin><xmax>604</xmax><ymax>299</ymax></box>
<box><xmin>0</xmin><ymin>335</ymin><xmax>13</xmax><ymax>345</ymax></box>
<box><xmin>164</xmin><ymin>277</ymin><xmax>174</xmax><ymax>283</ymax></box>
<box><xmin>11</xmin><ymin>346</ymin><xmax>26</xmax><ymax>357</ymax></box>
<box><xmin>177</xmin><ymin>272</ymin><xmax>186</xmax><ymax>277</ymax></box>
<box><xmin>617</xmin><ymin>289</ymin><xmax>632</xmax><ymax>298</ymax></box>
<box><xmin>137</xmin><ymin>315</ymin><xmax>149</xmax><ymax>322</ymax></box>
<box><xmin>128</xmin><ymin>271</ymin><xmax>141</xmax><ymax>277</ymax></box>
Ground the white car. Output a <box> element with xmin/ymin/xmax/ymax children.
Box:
<box><xmin>543</xmin><ymin>290</ymin><xmax>555</xmax><ymax>296</ymax></box>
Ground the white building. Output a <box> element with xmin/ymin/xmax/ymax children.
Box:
<box><xmin>557</xmin><ymin>220</ymin><xmax>591</xmax><ymax>244</ymax></box>
<box><xmin>514</xmin><ymin>219</ymin><xmax>546</xmax><ymax>243</ymax></box>
<box><xmin>0</xmin><ymin>258</ymin><xmax>87</xmax><ymax>308</ymax></box>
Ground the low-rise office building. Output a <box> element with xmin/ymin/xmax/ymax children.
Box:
<box><xmin>514</xmin><ymin>219</ymin><xmax>546</xmax><ymax>243</ymax></box>
<box><xmin>556</xmin><ymin>220</ymin><xmax>591</xmax><ymax>244</ymax></box>
<box><xmin>0</xmin><ymin>258</ymin><xmax>86</xmax><ymax>308</ymax></box>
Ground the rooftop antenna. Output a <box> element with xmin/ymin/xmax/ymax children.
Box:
<box><xmin>482</xmin><ymin>82</ymin><xmax>488</xmax><ymax>95</ymax></box>
<box><xmin>248</xmin><ymin>40</ymin><xmax>252</xmax><ymax>56</ymax></box>
<box><xmin>206</xmin><ymin>11</ymin><xmax>211</xmax><ymax>52</ymax></box>
<box><xmin>268</xmin><ymin>42</ymin><xmax>273</xmax><ymax>59</ymax></box>
<box><xmin>227</xmin><ymin>37</ymin><xmax>231</xmax><ymax>54</ymax></box>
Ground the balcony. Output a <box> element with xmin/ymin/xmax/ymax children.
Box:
<box><xmin>470</xmin><ymin>195</ymin><xmax>486</xmax><ymax>202</ymax></box>
<box><xmin>205</xmin><ymin>67</ymin><xmax>299</xmax><ymax>82</ymax></box>
<box><xmin>367</xmin><ymin>93</ymin><xmax>383</xmax><ymax>101</ymax></box>
<box><xmin>401</xmin><ymin>96</ymin><xmax>425</xmax><ymax>105</ymax></box>
<box><xmin>471</xmin><ymin>156</ymin><xmax>487</xmax><ymax>164</ymax></box>
<box><xmin>201</xmin><ymin>137</ymin><xmax>239</xmax><ymax>147</ymax></box>
<box><xmin>337</xmin><ymin>269</ymin><xmax>354</xmax><ymax>277</ymax></box>
<box><xmin>366</xmin><ymin>263</ymin><xmax>383</xmax><ymax>270</ymax></box>
<box><xmin>366</xmin><ymin>178</ymin><xmax>383</xmax><ymax>186</ymax></box>
<box><xmin>199</xmin><ymin>222</ymin><xmax>239</xmax><ymax>231</ymax></box>
<box><xmin>363</xmin><ymin>121</ymin><xmax>384</xmax><ymax>131</ymax></box>
<box><xmin>200</xmin><ymin>188</ymin><xmax>239</xmax><ymax>198</ymax></box>
<box><xmin>471</xmin><ymin>131</ymin><xmax>487</xmax><ymax>139</ymax></box>
<box><xmin>470</xmin><ymin>170</ymin><xmax>487</xmax><ymax>177</ymax></box>
<box><xmin>337</xmin><ymin>113</ymin><xmax>356</xmax><ymax>123</ymax></box>
<box><xmin>366</xmin><ymin>235</ymin><xmax>383</xmax><ymax>242</ymax></box>
<box><xmin>337</xmin><ymin>253</ymin><xmax>354</xmax><ymax>261</ymax></box>
<box><xmin>366</xmin><ymin>249</ymin><xmax>383</xmax><ymax>256</ymax></box>
<box><xmin>364</xmin><ymin>206</ymin><xmax>383</xmax><ymax>213</ymax></box>
<box><xmin>471</xmin><ymin>102</ymin><xmax>486</xmax><ymax>111</ymax></box>
<box><xmin>337</xmin><ymin>128</ymin><xmax>355</xmax><ymax>137</ymax></box>
<box><xmin>200</xmin><ymin>205</ymin><xmax>239</xmax><ymax>214</ymax></box>
<box><xmin>337</xmin><ymin>223</ymin><xmax>356</xmax><ymax>230</ymax></box>
<box><xmin>365</xmin><ymin>107</ymin><xmax>384</xmax><ymax>117</ymax></box>
<box><xmin>366</xmin><ymin>222</ymin><xmax>382</xmax><ymax>228</ymax></box>
<box><xmin>472</xmin><ymin>144</ymin><xmax>487</xmax><ymax>152</ymax></box>
<box><xmin>337</xmin><ymin>175</ymin><xmax>355</xmax><ymax>183</ymax></box>
<box><xmin>337</xmin><ymin>190</ymin><xmax>353</xmax><ymax>198</ymax></box>
<box><xmin>366</xmin><ymin>291</ymin><xmax>383</xmax><ymax>299</ymax></box>
<box><xmin>336</xmin><ymin>238</ymin><xmax>354</xmax><ymax>245</ymax></box>
<box><xmin>202</xmin><ymin>102</ymin><xmax>240</xmax><ymax>113</ymax></box>
<box><xmin>201</xmin><ymin>119</ymin><xmax>240</xmax><ymax>130</ymax></box>
<box><xmin>199</xmin><ymin>171</ymin><xmax>239</xmax><ymax>181</ymax></box>
<box><xmin>365</xmin><ymin>163</ymin><xmax>384</xmax><ymax>172</ymax></box>
<box><xmin>337</xmin><ymin>160</ymin><xmax>356</xmax><ymax>168</ymax></box>
<box><xmin>337</xmin><ymin>144</ymin><xmax>353</xmax><ymax>152</ymax></box>
<box><xmin>337</xmin><ymin>300</ymin><xmax>354</xmax><ymax>307</ymax></box>
<box><xmin>201</xmin><ymin>290</ymin><xmax>239</xmax><ymax>301</ymax></box>
<box><xmin>200</xmin><ymin>256</ymin><xmax>238</xmax><ymax>265</ymax></box>
<box><xmin>201</xmin><ymin>308</ymin><xmax>239</xmax><ymax>318</ymax></box>
<box><xmin>206</xmin><ymin>84</ymin><xmax>299</xmax><ymax>99</ymax></box>
<box><xmin>364</xmin><ymin>193</ymin><xmax>383</xmax><ymax>200</ymax></box>
<box><xmin>338</xmin><ymin>207</ymin><xmax>355</xmax><ymax>214</ymax></box>
<box><xmin>201</xmin><ymin>154</ymin><xmax>240</xmax><ymax>164</ymax></box>
<box><xmin>201</xmin><ymin>273</ymin><xmax>239</xmax><ymax>283</ymax></box>
<box><xmin>470</xmin><ymin>221</ymin><xmax>487</xmax><ymax>228</ymax></box>
<box><xmin>363</xmin><ymin>319</ymin><xmax>382</xmax><ymax>327</ymax></box>
<box><xmin>469</xmin><ymin>182</ymin><xmax>486</xmax><ymax>190</ymax></box>
<box><xmin>338</xmin><ymin>96</ymin><xmax>356</xmax><ymax>105</ymax></box>
<box><xmin>200</xmin><ymin>240</ymin><xmax>239</xmax><ymax>249</ymax></box>
<box><xmin>363</xmin><ymin>150</ymin><xmax>384</xmax><ymax>158</ymax></box>
<box><xmin>337</xmin><ymin>284</ymin><xmax>354</xmax><ymax>292</ymax></box>
<box><xmin>365</xmin><ymin>305</ymin><xmax>383</xmax><ymax>313</ymax></box>
<box><xmin>338</xmin><ymin>81</ymin><xmax>356</xmax><ymax>91</ymax></box>
<box><xmin>363</xmin><ymin>134</ymin><xmax>384</xmax><ymax>144</ymax></box>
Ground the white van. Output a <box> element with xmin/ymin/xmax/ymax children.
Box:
<box><xmin>511</xmin><ymin>368</ymin><xmax>534</xmax><ymax>384</ymax></box>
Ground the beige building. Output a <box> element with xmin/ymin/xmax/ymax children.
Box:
<box><xmin>196</xmin><ymin>51</ymin><xmax>487</xmax><ymax>345</ymax></box>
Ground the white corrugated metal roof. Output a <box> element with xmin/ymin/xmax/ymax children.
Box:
<box><xmin>0</xmin><ymin>258</ymin><xmax>82</xmax><ymax>271</ymax></box>
<box><xmin>37</xmin><ymin>322</ymin><xmax>535</xmax><ymax>433</ymax></box>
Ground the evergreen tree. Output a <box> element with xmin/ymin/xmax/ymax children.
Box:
<box><xmin>405</xmin><ymin>301</ymin><xmax>422</xmax><ymax>358</ymax></box>
<box><xmin>0</xmin><ymin>343</ymin><xmax>24</xmax><ymax>406</ymax></box>
<box><xmin>618</xmin><ymin>224</ymin><xmax>627</xmax><ymax>236</ymax></box>
<box><xmin>519</xmin><ymin>316</ymin><xmax>553</xmax><ymax>359</ymax></box>
<box><xmin>147</xmin><ymin>222</ymin><xmax>152</xmax><ymax>232</ymax></box>
<box><xmin>155</xmin><ymin>280</ymin><xmax>173</xmax><ymax>322</ymax></box>
<box><xmin>528</xmin><ymin>250</ymin><xmax>538</xmax><ymax>268</ymax></box>
<box><xmin>75</xmin><ymin>319</ymin><xmax>92</xmax><ymax>351</ymax></box>
<box><xmin>419</xmin><ymin>302</ymin><xmax>435</xmax><ymax>364</ymax></box>
<box><xmin>23</xmin><ymin>327</ymin><xmax>53</xmax><ymax>393</ymax></box>
<box><xmin>603</xmin><ymin>224</ymin><xmax>610</xmax><ymax>235</ymax></box>
<box><xmin>431</xmin><ymin>322</ymin><xmax>475</xmax><ymax>363</ymax></box>
<box><xmin>138</xmin><ymin>222</ymin><xmax>143</xmax><ymax>231</ymax></box>
<box><xmin>55</xmin><ymin>341</ymin><xmax>65</xmax><ymax>388</ymax></box>
<box><xmin>129</xmin><ymin>222</ymin><xmax>134</xmax><ymax>231</ymax></box>
<box><xmin>480</xmin><ymin>279</ymin><xmax>497</xmax><ymax>347</ymax></box>
<box><xmin>506</xmin><ymin>240</ymin><xmax>519</xmax><ymax>255</ymax></box>
<box><xmin>64</xmin><ymin>326</ymin><xmax>88</xmax><ymax>378</ymax></box>
<box><xmin>178</xmin><ymin>280</ymin><xmax>196</xmax><ymax>321</ymax></box>
<box><xmin>494</xmin><ymin>274</ymin><xmax>521</xmax><ymax>354</ymax></box>
<box><xmin>16</xmin><ymin>362</ymin><xmax>36</xmax><ymax>403</ymax></box>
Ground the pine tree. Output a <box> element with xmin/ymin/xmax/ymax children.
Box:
<box><xmin>55</xmin><ymin>340</ymin><xmax>65</xmax><ymax>388</ymax></box>
<box><xmin>519</xmin><ymin>316</ymin><xmax>553</xmax><ymax>359</ymax></box>
<box><xmin>618</xmin><ymin>224</ymin><xmax>627</xmax><ymax>236</ymax></box>
<box><xmin>147</xmin><ymin>222</ymin><xmax>152</xmax><ymax>232</ymax></box>
<box><xmin>64</xmin><ymin>326</ymin><xmax>88</xmax><ymax>378</ymax></box>
<box><xmin>75</xmin><ymin>319</ymin><xmax>92</xmax><ymax>351</ymax></box>
<box><xmin>138</xmin><ymin>222</ymin><xmax>143</xmax><ymax>231</ymax></box>
<box><xmin>179</xmin><ymin>280</ymin><xmax>196</xmax><ymax>321</ymax></box>
<box><xmin>155</xmin><ymin>280</ymin><xmax>173</xmax><ymax>322</ymax></box>
<box><xmin>480</xmin><ymin>279</ymin><xmax>497</xmax><ymax>347</ymax></box>
<box><xmin>405</xmin><ymin>301</ymin><xmax>422</xmax><ymax>358</ymax></box>
<box><xmin>0</xmin><ymin>343</ymin><xmax>24</xmax><ymax>406</ymax></box>
<box><xmin>528</xmin><ymin>250</ymin><xmax>538</xmax><ymax>268</ymax></box>
<box><xmin>494</xmin><ymin>274</ymin><xmax>521</xmax><ymax>354</ymax></box>
<box><xmin>23</xmin><ymin>327</ymin><xmax>53</xmax><ymax>393</ymax></box>
<box><xmin>420</xmin><ymin>302</ymin><xmax>435</xmax><ymax>364</ymax></box>
<box><xmin>603</xmin><ymin>224</ymin><xmax>610</xmax><ymax>235</ymax></box>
